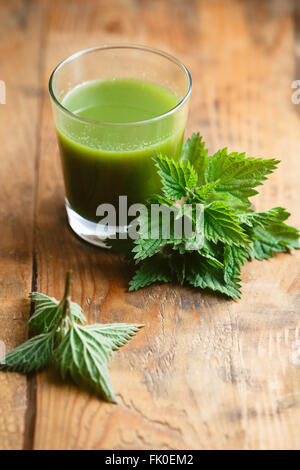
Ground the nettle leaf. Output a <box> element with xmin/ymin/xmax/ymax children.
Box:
<box><xmin>204</xmin><ymin>148</ymin><xmax>279</xmax><ymax>206</ymax></box>
<box><xmin>224</xmin><ymin>245</ymin><xmax>250</xmax><ymax>283</ymax></box>
<box><xmin>1</xmin><ymin>271</ymin><xmax>143</xmax><ymax>403</ymax></box>
<box><xmin>237</xmin><ymin>207</ymin><xmax>290</xmax><ymax>227</ymax></box>
<box><xmin>185</xmin><ymin>256</ymin><xmax>241</xmax><ymax>299</ymax></box>
<box><xmin>129</xmin><ymin>255</ymin><xmax>172</xmax><ymax>290</ymax></box>
<box><xmin>133</xmin><ymin>237</ymin><xmax>165</xmax><ymax>262</ymax></box>
<box><xmin>192</xmin><ymin>181</ymin><xmax>219</xmax><ymax>202</ymax></box>
<box><xmin>198</xmin><ymin>247</ymin><xmax>224</xmax><ymax>270</ymax></box>
<box><xmin>84</xmin><ymin>324</ymin><xmax>143</xmax><ymax>350</ymax></box>
<box><xmin>69</xmin><ymin>301</ymin><xmax>86</xmax><ymax>324</ymax></box>
<box><xmin>133</xmin><ymin>202</ymin><xmax>184</xmax><ymax>262</ymax></box>
<box><xmin>184</xmin><ymin>232</ymin><xmax>204</xmax><ymax>252</ymax></box>
<box><xmin>54</xmin><ymin>323</ymin><xmax>141</xmax><ymax>403</ymax></box>
<box><xmin>204</xmin><ymin>201</ymin><xmax>249</xmax><ymax>247</ymax></box>
<box><xmin>202</xmin><ymin>238</ymin><xmax>224</xmax><ymax>259</ymax></box>
<box><xmin>170</xmin><ymin>254</ymin><xmax>186</xmax><ymax>285</ymax></box>
<box><xmin>263</xmin><ymin>223</ymin><xmax>300</xmax><ymax>248</ymax></box>
<box><xmin>250</xmin><ymin>239</ymin><xmax>282</xmax><ymax>260</ymax></box>
<box><xmin>179</xmin><ymin>203</ymin><xmax>205</xmax><ymax>252</ymax></box>
<box><xmin>54</xmin><ymin>324</ymin><xmax>115</xmax><ymax>402</ymax></box>
<box><xmin>181</xmin><ymin>133</ymin><xmax>208</xmax><ymax>184</ymax></box>
<box><xmin>147</xmin><ymin>194</ymin><xmax>175</xmax><ymax>207</ymax></box>
<box><xmin>29</xmin><ymin>293</ymin><xmax>61</xmax><ymax>333</ymax></box>
<box><xmin>125</xmin><ymin>134</ymin><xmax>299</xmax><ymax>299</ymax></box>
<box><xmin>248</xmin><ymin>222</ymin><xmax>300</xmax><ymax>260</ymax></box>
<box><xmin>153</xmin><ymin>154</ymin><xmax>197</xmax><ymax>199</ymax></box>
<box><xmin>0</xmin><ymin>333</ymin><xmax>54</xmax><ymax>373</ymax></box>
<box><xmin>29</xmin><ymin>292</ymin><xmax>86</xmax><ymax>333</ymax></box>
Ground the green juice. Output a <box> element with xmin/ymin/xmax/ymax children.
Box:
<box><xmin>57</xmin><ymin>78</ymin><xmax>184</xmax><ymax>222</ymax></box>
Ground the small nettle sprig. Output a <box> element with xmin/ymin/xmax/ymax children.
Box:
<box><xmin>107</xmin><ymin>133</ymin><xmax>299</xmax><ymax>299</ymax></box>
<box><xmin>0</xmin><ymin>271</ymin><xmax>143</xmax><ymax>403</ymax></box>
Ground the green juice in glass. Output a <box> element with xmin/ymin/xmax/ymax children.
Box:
<box><xmin>57</xmin><ymin>78</ymin><xmax>184</xmax><ymax>222</ymax></box>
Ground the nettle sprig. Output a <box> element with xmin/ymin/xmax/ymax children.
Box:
<box><xmin>0</xmin><ymin>272</ymin><xmax>142</xmax><ymax>402</ymax></box>
<box><xmin>107</xmin><ymin>133</ymin><xmax>299</xmax><ymax>299</ymax></box>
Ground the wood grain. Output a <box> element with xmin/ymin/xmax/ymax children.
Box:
<box><xmin>0</xmin><ymin>0</ymin><xmax>47</xmax><ymax>450</ymax></box>
<box><xmin>1</xmin><ymin>0</ymin><xmax>300</xmax><ymax>450</ymax></box>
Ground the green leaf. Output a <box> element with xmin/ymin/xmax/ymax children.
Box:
<box><xmin>153</xmin><ymin>154</ymin><xmax>197</xmax><ymax>200</ymax></box>
<box><xmin>204</xmin><ymin>201</ymin><xmax>249</xmax><ymax>247</ymax></box>
<box><xmin>198</xmin><ymin>247</ymin><xmax>224</xmax><ymax>270</ymax></box>
<box><xmin>54</xmin><ymin>324</ymin><xmax>115</xmax><ymax>402</ymax></box>
<box><xmin>29</xmin><ymin>292</ymin><xmax>86</xmax><ymax>333</ymax></box>
<box><xmin>202</xmin><ymin>238</ymin><xmax>224</xmax><ymax>259</ymax></box>
<box><xmin>69</xmin><ymin>301</ymin><xmax>86</xmax><ymax>325</ymax></box>
<box><xmin>192</xmin><ymin>181</ymin><xmax>219</xmax><ymax>202</ymax></box>
<box><xmin>54</xmin><ymin>323</ymin><xmax>141</xmax><ymax>403</ymax></box>
<box><xmin>84</xmin><ymin>323</ymin><xmax>143</xmax><ymax>350</ymax></box>
<box><xmin>169</xmin><ymin>254</ymin><xmax>186</xmax><ymax>284</ymax></box>
<box><xmin>133</xmin><ymin>237</ymin><xmax>165</xmax><ymax>262</ymax></box>
<box><xmin>237</xmin><ymin>207</ymin><xmax>290</xmax><ymax>227</ymax></box>
<box><xmin>224</xmin><ymin>245</ymin><xmax>250</xmax><ymax>283</ymax></box>
<box><xmin>147</xmin><ymin>194</ymin><xmax>175</xmax><ymax>207</ymax></box>
<box><xmin>204</xmin><ymin>148</ymin><xmax>279</xmax><ymax>206</ymax></box>
<box><xmin>101</xmin><ymin>134</ymin><xmax>299</xmax><ymax>301</ymax></box>
<box><xmin>181</xmin><ymin>133</ymin><xmax>208</xmax><ymax>184</ymax></box>
<box><xmin>0</xmin><ymin>271</ymin><xmax>143</xmax><ymax>404</ymax></box>
<box><xmin>186</xmin><ymin>256</ymin><xmax>241</xmax><ymax>299</ymax></box>
<box><xmin>179</xmin><ymin>202</ymin><xmax>205</xmax><ymax>252</ymax></box>
<box><xmin>29</xmin><ymin>293</ymin><xmax>61</xmax><ymax>332</ymax></box>
<box><xmin>0</xmin><ymin>333</ymin><xmax>54</xmax><ymax>373</ymax></box>
<box><xmin>248</xmin><ymin>222</ymin><xmax>300</xmax><ymax>260</ymax></box>
<box><xmin>250</xmin><ymin>239</ymin><xmax>280</xmax><ymax>260</ymax></box>
<box><xmin>132</xmin><ymin>203</ymin><xmax>183</xmax><ymax>261</ymax></box>
<box><xmin>129</xmin><ymin>255</ymin><xmax>172</xmax><ymax>290</ymax></box>
<box><xmin>261</xmin><ymin>223</ymin><xmax>300</xmax><ymax>247</ymax></box>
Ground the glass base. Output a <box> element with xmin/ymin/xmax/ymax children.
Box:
<box><xmin>65</xmin><ymin>200</ymin><xmax>127</xmax><ymax>248</ymax></box>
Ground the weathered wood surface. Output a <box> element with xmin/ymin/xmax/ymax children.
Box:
<box><xmin>0</xmin><ymin>0</ymin><xmax>300</xmax><ymax>450</ymax></box>
<box><xmin>0</xmin><ymin>0</ymin><xmax>47</xmax><ymax>449</ymax></box>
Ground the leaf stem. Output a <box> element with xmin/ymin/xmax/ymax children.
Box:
<box><xmin>63</xmin><ymin>270</ymin><xmax>71</xmax><ymax>301</ymax></box>
<box><xmin>61</xmin><ymin>270</ymin><xmax>72</xmax><ymax>322</ymax></box>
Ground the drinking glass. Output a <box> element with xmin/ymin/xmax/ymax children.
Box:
<box><xmin>49</xmin><ymin>45</ymin><xmax>192</xmax><ymax>246</ymax></box>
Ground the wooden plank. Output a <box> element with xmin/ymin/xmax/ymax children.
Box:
<box><xmin>0</xmin><ymin>0</ymin><xmax>48</xmax><ymax>449</ymax></box>
<box><xmin>31</xmin><ymin>0</ymin><xmax>300</xmax><ymax>449</ymax></box>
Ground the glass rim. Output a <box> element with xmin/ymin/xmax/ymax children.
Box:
<box><xmin>48</xmin><ymin>44</ymin><xmax>192</xmax><ymax>127</ymax></box>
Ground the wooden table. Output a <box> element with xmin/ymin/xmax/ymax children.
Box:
<box><xmin>1</xmin><ymin>0</ymin><xmax>300</xmax><ymax>450</ymax></box>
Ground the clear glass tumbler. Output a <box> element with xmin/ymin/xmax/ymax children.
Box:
<box><xmin>49</xmin><ymin>45</ymin><xmax>192</xmax><ymax>246</ymax></box>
